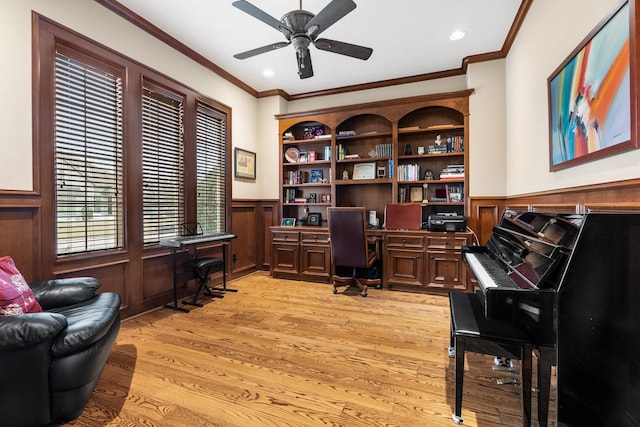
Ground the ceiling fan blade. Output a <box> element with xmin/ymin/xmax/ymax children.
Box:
<box><xmin>304</xmin><ymin>0</ymin><xmax>356</xmax><ymax>39</ymax></box>
<box><xmin>295</xmin><ymin>48</ymin><xmax>314</xmax><ymax>79</ymax></box>
<box><xmin>232</xmin><ymin>1</ymin><xmax>288</xmax><ymax>35</ymax></box>
<box><xmin>314</xmin><ymin>38</ymin><xmax>372</xmax><ymax>60</ymax></box>
<box><xmin>234</xmin><ymin>41</ymin><xmax>290</xmax><ymax>59</ymax></box>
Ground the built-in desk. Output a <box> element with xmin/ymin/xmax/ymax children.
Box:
<box><xmin>269</xmin><ymin>226</ymin><xmax>473</xmax><ymax>294</ymax></box>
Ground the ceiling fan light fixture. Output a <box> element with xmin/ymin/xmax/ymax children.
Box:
<box><xmin>232</xmin><ymin>0</ymin><xmax>371</xmax><ymax>79</ymax></box>
<box><xmin>449</xmin><ymin>30</ymin><xmax>467</xmax><ymax>41</ymax></box>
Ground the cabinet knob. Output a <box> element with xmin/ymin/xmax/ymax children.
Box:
<box><xmin>402</xmin><ymin>239</ymin><xmax>407</xmax><ymax>244</ymax></box>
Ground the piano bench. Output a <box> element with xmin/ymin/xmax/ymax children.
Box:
<box><xmin>182</xmin><ymin>257</ymin><xmax>225</xmax><ymax>307</ymax></box>
<box><xmin>448</xmin><ymin>291</ymin><xmax>534</xmax><ymax>427</ymax></box>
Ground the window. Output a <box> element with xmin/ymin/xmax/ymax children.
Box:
<box><xmin>38</xmin><ymin>17</ymin><xmax>231</xmax><ymax>264</ymax></box>
<box><xmin>196</xmin><ymin>101</ymin><xmax>227</xmax><ymax>233</ymax></box>
<box><xmin>54</xmin><ymin>50</ymin><xmax>124</xmax><ymax>255</ymax></box>
<box><xmin>141</xmin><ymin>84</ymin><xmax>185</xmax><ymax>244</ymax></box>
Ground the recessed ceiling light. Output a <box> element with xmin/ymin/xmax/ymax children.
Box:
<box><xmin>449</xmin><ymin>30</ymin><xmax>467</xmax><ymax>41</ymax></box>
<box><xmin>262</xmin><ymin>69</ymin><xmax>274</xmax><ymax>77</ymax></box>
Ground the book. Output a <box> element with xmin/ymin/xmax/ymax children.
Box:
<box><xmin>310</xmin><ymin>169</ymin><xmax>323</xmax><ymax>183</ymax></box>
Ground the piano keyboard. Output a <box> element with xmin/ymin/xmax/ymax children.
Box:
<box><xmin>159</xmin><ymin>233</ymin><xmax>236</xmax><ymax>248</ymax></box>
<box><xmin>464</xmin><ymin>251</ymin><xmax>518</xmax><ymax>290</ymax></box>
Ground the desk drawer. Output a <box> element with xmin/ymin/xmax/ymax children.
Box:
<box><xmin>427</xmin><ymin>234</ymin><xmax>469</xmax><ymax>250</ymax></box>
<box><xmin>301</xmin><ymin>232</ymin><xmax>329</xmax><ymax>245</ymax></box>
<box><xmin>385</xmin><ymin>234</ymin><xmax>425</xmax><ymax>249</ymax></box>
<box><xmin>271</xmin><ymin>231</ymin><xmax>299</xmax><ymax>243</ymax></box>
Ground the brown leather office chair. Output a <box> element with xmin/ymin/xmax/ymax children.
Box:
<box><xmin>327</xmin><ymin>207</ymin><xmax>381</xmax><ymax>297</ymax></box>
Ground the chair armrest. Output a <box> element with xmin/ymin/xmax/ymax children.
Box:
<box><xmin>366</xmin><ymin>237</ymin><xmax>381</xmax><ymax>268</ymax></box>
<box><xmin>0</xmin><ymin>312</ymin><xmax>67</xmax><ymax>352</ymax></box>
<box><xmin>30</xmin><ymin>277</ymin><xmax>101</xmax><ymax>310</ymax></box>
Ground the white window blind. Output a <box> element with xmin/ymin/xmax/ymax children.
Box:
<box><xmin>196</xmin><ymin>102</ymin><xmax>227</xmax><ymax>233</ymax></box>
<box><xmin>54</xmin><ymin>51</ymin><xmax>124</xmax><ymax>255</ymax></box>
<box><xmin>142</xmin><ymin>86</ymin><xmax>185</xmax><ymax>244</ymax></box>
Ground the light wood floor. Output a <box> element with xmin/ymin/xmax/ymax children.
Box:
<box><xmin>66</xmin><ymin>271</ymin><xmax>555</xmax><ymax>427</ymax></box>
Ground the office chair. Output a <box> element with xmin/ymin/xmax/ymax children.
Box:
<box><xmin>327</xmin><ymin>207</ymin><xmax>381</xmax><ymax>297</ymax></box>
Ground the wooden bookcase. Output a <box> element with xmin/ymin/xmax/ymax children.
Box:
<box><xmin>271</xmin><ymin>90</ymin><xmax>473</xmax><ymax>292</ymax></box>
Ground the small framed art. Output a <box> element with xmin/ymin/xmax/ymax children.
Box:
<box><xmin>281</xmin><ymin>217</ymin><xmax>296</xmax><ymax>227</ymax></box>
<box><xmin>306</xmin><ymin>213</ymin><xmax>321</xmax><ymax>226</ymax></box>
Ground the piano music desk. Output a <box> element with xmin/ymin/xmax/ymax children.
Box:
<box><xmin>449</xmin><ymin>291</ymin><xmax>535</xmax><ymax>426</ymax></box>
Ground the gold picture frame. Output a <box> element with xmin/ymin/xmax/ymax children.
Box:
<box><xmin>234</xmin><ymin>147</ymin><xmax>256</xmax><ymax>179</ymax></box>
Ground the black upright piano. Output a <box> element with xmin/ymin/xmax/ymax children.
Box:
<box><xmin>463</xmin><ymin>209</ymin><xmax>640</xmax><ymax>427</ymax></box>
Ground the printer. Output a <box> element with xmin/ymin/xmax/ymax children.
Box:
<box><xmin>428</xmin><ymin>214</ymin><xmax>467</xmax><ymax>232</ymax></box>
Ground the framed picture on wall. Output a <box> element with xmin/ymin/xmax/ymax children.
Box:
<box><xmin>547</xmin><ymin>1</ymin><xmax>635</xmax><ymax>171</ymax></box>
<box><xmin>234</xmin><ymin>147</ymin><xmax>256</xmax><ymax>179</ymax></box>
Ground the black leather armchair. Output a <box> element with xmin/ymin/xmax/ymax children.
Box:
<box><xmin>0</xmin><ymin>277</ymin><xmax>121</xmax><ymax>427</ymax></box>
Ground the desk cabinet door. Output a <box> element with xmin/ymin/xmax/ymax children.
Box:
<box><xmin>271</xmin><ymin>243</ymin><xmax>299</xmax><ymax>278</ymax></box>
<box><xmin>385</xmin><ymin>248</ymin><xmax>425</xmax><ymax>290</ymax></box>
<box><xmin>426</xmin><ymin>249</ymin><xmax>467</xmax><ymax>292</ymax></box>
<box><xmin>300</xmin><ymin>244</ymin><xmax>330</xmax><ymax>282</ymax></box>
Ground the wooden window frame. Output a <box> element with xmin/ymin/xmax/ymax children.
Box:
<box><xmin>33</xmin><ymin>14</ymin><xmax>232</xmax><ymax>270</ymax></box>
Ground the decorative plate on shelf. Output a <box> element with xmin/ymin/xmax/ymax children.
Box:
<box><xmin>284</xmin><ymin>147</ymin><xmax>300</xmax><ymax>163</ymax></box>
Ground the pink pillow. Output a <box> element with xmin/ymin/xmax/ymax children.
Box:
<box><xmin>0</xmin><ymin>256</ymin><xmax>42</xmax><ymax>315</ymax></box>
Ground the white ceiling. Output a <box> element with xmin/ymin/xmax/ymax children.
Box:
<box><xmin>113</xmin><ymin>0</ymin><xmax>523</xmax><ymax>96</ymax></box>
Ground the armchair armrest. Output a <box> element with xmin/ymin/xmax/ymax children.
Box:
<box><xmin>0</xmin><ymin>312</ymin><xmax>67</xmax><ymax>352</ymax></box>
<box><xmin>366</xmin><ymin>236</ymin><xmax>381</xmax><ymax>268</ymax></box>
<box><xmin>30</xmin><ymin>277</ymin><xmax>101</xmax><ymax>310</ymax></box>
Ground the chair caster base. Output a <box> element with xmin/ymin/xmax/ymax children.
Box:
<box><xmin>360</xmin><ymin>290</ymin><xmax>367</xmax><ymax>297</ymax></box>
<box><xmin>452</xmin><ymin>413</ymin><xmax>464</xmax><ymax>424</ymax></box>
<box><xmin>448</xmin><ymin>346</ymin><xmax>455</xmax><ymax>358</ymax></box>
<box><xmin>333</xmin><ymin>287</ymin><xmax>338</xmax><ymax>294</ymax></box>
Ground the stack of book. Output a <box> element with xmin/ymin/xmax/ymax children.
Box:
<box><xmin>446</xmin><ymin>184</ymin><xmax>464</xmax><ymax>202</ymax></box>
<box><xmin>427</xmin><ymin>144</ymin><xmax>448</xmax><ymax>154</ymax></box>
<box><xmin>397</xmin><ymin>163</ymin><xmax>421</xmax><ymax>181</ymax></box>
<box><xmin>337</xmin><ymin>130</ymin><xmax>356</xmax><ymax>137</ymax></box>
<box><xmin>375</xmin><ymin>143</ymin><xmax>392</xmax><ymax>158</ymax></box>
<box><xmin>283</xmin><ymin>188</ymin><xmax>296</xmax><ymax>203</ymax></box>
<box><xmin>286</xmin><ymin>170</ymin><xmax>307</xmax><ymax>184</ymax></box>
<box><xmin>440</xmin><ymin>165</ymin><xmax>464</xmax><ymax>180</ymax></box>
<box><xmin>446</xmin><ymin>136</ymin><xmax>464</xmax><ymax>152</ymax></box>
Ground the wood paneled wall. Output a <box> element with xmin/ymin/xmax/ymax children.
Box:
<box><xmin>2</xmin><ymin>181</ymin><xmax>640</xmax><ymax>317</ymax></box>
<box><xmin>468</xmin><ymin>177</ymin><xmax>640</xmax><ymax>244</ymax></box>
<box><xmin>0</xmin><ymin>195</ymin><xmax>277</xmax><ymax>318</ymax></box>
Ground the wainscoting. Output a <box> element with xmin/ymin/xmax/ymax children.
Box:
<box><xmin>0</xmin><ymin>195</ymin><xmax>277</xmax><ymax>318</ymax></box>
<box><xmin>2</xmin><ymin>178</ymin><xmax>640</xmax><ymax>318</ymax></box>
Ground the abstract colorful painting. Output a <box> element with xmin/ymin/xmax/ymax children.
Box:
<box><xmin>548</xmin><ymin>1</ymin><xmax>633</xmax><ymax>171</ymax></box>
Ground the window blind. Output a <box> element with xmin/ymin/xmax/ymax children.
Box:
<box><xmin>142</xmin><ymin>86</ymin><xmax>185</xmax><ymax>244</ymax></box>
<box><xmin>54</xmin><ymin>51</ymin><xmax>124</xmax><ymax>255</ymax></box>
<box><xmin>196</xmin><ymin>101</ymin><xmax>227</xmax><ymax>233</ymax></box>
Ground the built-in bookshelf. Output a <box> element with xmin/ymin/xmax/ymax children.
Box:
<box><xmin>275</xmin><ymin>90</ymin><xmax>471</xmax><ymax>226</ymax></box>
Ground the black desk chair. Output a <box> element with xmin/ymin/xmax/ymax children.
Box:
<box><xmin>448</xmin><ymin>291</ymin><xmax>534</xmax><ymax>426</ymax></box>
<box><xmin>327</xmin><ymin>207</ymin><xmax>381</xmax><ymax>297</ymax></box>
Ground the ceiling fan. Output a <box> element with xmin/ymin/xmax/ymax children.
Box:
<box><xmin>232</xmin><ymin>0</ymin><xmax>373</xmax><ymax>79</ymax></box>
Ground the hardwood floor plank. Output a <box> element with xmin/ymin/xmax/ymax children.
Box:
<box><xmin>65</xmin><ymin>271</ymin><xmax>556</xmax><ymax>426</ymax></box>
